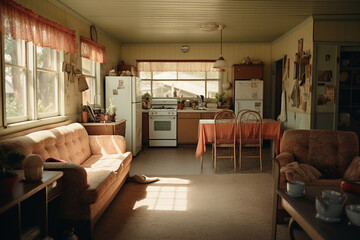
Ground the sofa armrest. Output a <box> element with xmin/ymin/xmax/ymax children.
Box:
<box><xmin>275</xmin><ymin>152</ymin><xmax>294</xmax><ymax>189</ymax></box>
<box><xmin>44</xmin><ymin>162</ymin><xmax>90</xmax><ymax>220</ymax></box>
<box><xmin>88</xmin><ymin>135</ymin><xmax>127</xmax><ymax>155</ymax></box>
<box><xmin>44</xmin><ymin>162</ymin><xmax>88</xmax><ymax>189</ymax></box>
<box><xmin>276</xmin><ymin>152</ymin><xmax>294</xmax><ymax>167</ymax></box>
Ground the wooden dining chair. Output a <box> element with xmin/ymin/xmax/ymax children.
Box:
<box><xmin>212</xmin><ymin>110</ymin><xmax>237</xmax><ymax>172</ymax></box>
<box><xmin>237</xmin><ymin>110</ymin><xmax>263</xmax><ymax>171</ymax></box>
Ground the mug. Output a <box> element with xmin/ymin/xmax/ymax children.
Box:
<box><xmin>287</xmin><ymin>181</ymin><xmax>305</xmax><ymax>196</ymax></box>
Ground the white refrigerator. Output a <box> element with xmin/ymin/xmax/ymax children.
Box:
<box><xmin>105</xmin><ymin>76</ymin><xmax>142</xmax><ymax>156</ymax></box>
<box><xmin>234</xmin><ymin>80</ymin><xmax>263</xmax><ymax>117</ymax></box>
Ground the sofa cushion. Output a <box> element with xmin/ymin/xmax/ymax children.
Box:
<box><xmin>80</xmin><ymin>153</ymin><xmax>132</xmax><ymax>203</ymax></box>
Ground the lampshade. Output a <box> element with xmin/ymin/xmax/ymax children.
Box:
<box><xmin>214</xmin><ymin>55</ymin><xmax>228</xmax><ymax>69</ymax></box>
<box><xmin>213</xmin><ymin>25</ymin><xmax>227</xmax><ymax>69</ymax></box>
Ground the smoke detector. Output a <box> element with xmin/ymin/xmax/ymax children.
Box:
<box><xmin>200</xmin><ymin>23</ymin><xmax>219</xmax><ymax>31</ymax></box>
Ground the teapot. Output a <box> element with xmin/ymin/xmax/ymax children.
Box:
<box><xmin>316</xmin><ymin>190</ymin><xmax>347</xmax><ymax>219</ymax></box>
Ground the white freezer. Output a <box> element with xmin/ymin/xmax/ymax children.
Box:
<box><xmin>235</xmin><ymin>80</ymin><xmax>263</xmax><ymax>100</ymax></box>
<box><xmin>234</xmin><ymin>80</ymin><xmax>263</xmax><ymax>117</ymax></box>
<box><xmin>235</xmin><ymin>99</ymin><xmax>263</xmax><ymax>117</ymax></box>
<box><xmin>105</xmin><ymin>76</ymin><xmax>142</xmax><ymax>156</ymax></box>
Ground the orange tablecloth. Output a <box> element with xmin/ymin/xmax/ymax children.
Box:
<box><xmin>195</xmin><ymin>119</ymin><xmax>281</xmax><ymax>158</ymax></box>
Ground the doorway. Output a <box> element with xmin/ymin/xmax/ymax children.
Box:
<box><xmin>271</xmin><ymin>58</ymin><xmax>284</xmax><ymax>119</ymax></box>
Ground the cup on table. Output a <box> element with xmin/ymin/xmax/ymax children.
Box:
<box><xmin>322</xmin><ymin>190</ymin><xmax>342</xmax><ymax>203</ymax></box>
<box><xmin>286</xmin><ymin>181</ymin><xmax>305</xmax><ymax>196</ymax></box>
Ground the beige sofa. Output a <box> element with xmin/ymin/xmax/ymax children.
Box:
<box><xmin>0</xmin><ymin>122</ymin><xmax>132</xmax><ymax>238</ymax></box>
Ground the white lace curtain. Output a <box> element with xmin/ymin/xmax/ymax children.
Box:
<box><xmin>0</xmin><ymin>0</ymin><xmax>77</xmax><ymax>54</ymax></box>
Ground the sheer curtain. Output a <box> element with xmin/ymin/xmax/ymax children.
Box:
<box><xmin>137</xmin><ymin>60</ymin><xmax>223</xmax><ymax>72</ymax></box>
<box><xmin>0</xmin><ymin>0</ymin><xmax>77</xmax><ymax>54</ymax></box>
<box><xmin>80</xmin><ymin>36</ymin><xmax>107</xmax><ymax>64</ymax></box>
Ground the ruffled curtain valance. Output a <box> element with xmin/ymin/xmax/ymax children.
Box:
<box><xmin>0</xmin><ymin>0</ymin><xmax>77</xmax><ymax>54</ymax></box>
<box><xmin>137</xmin><ymin>60</ymin><xmax>223</xmax><ymax>72</ymax></box>
<box><xmin>80</xmin><ymin>36</ymin><xmax>107</xmax><ymax>64</ymax></box>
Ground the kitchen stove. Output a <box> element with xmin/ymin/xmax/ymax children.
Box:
<box><xmin>149</xmin><ymin>98</ymin><xmax>178</xmax><ymax>147</ymax></box>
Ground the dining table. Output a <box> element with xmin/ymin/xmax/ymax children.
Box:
<box><xmin>195</xmin><ymin>119</ymin><xmax>282</xmax><ymax>162</ymax></box>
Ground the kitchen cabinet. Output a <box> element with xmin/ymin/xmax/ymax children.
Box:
<box><xmin>177</xmin><ymin>112</ymin><xmax>217</xmax><ymax>144</ymax></box>
<box><xmin>142</xmin><ymin>112</ymin><xmax>149</xmax><ymax>145</ymax></box>
<box><xmin>81</xmin><ymin>120</ymin><xmax>126</xmax><ymax>136</ymax></box>
<box><xmin>178</xmin><ymin>113</ymin><xmax>201</xmax><ymax>144</ymax></box>
<box><xmin>233</xmin><ymin>64</ymin><xmax>264</xmax><ymax>80</ymax></box>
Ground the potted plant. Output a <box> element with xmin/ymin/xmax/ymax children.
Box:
<box><xmin>0</xmin><ymin>146</ymin><xmax>25</xmax><ymax>195</ymax></box>
<box><xmin>178</xmin><ymin>95</ymin><xmax>184</xmax><ymax>110</ymax></box>
<box><xmin>106</xmin><ymin>98</ymin><xmax>117</xmax><ymax>122</ymax></box>
<box><xmin>81</xmin><ymin>105</ymin><xmax>88</xmax><ymax>123</ymax></box>
<box><xmin>215</xmin><ymin>91</ymin><xmax>225</xmax><ymax>107</ymax></box>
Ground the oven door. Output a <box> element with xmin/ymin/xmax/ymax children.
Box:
<box><xmin>149</xmin><ymin>115</ymin><xmax>177</xmax><ymax>140</ymax></box>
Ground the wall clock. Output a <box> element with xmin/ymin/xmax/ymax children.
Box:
<box><xmin>90</xmin><ymin>25</ymin><xmax>98</xmax><ymax>42</ymax></box>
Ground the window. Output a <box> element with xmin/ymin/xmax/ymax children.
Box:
<box><xmin>81</xmin><ymin>57</ymin><xmax>100</xmax><ymax>106</ymax></box>
<box><xmin>138</xmin><ymin>61</ymin><xmax>221</xmax><ymax>99</ymax></box>
<box><xmin>3</xmin><ymin>34</ymin><xmax>63</xmax><ymax>124</ymax></box>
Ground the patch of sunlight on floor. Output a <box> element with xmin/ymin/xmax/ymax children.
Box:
<box><xmin>133</xmin><ymin>177</ymin><xmax>190</xmax><ymax>211</ymax></box>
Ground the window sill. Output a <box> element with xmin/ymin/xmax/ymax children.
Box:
<box><xmin>0</xmin><ymin>116</ymin><xmax>69</xmax><ymax>138</ymax></box>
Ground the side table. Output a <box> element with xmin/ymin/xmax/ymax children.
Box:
<box><xmin>81</xmin><ymin>119</ymin><xmax>126</xmax><ymax>136</ymax></box>
<box><xmin>0</xmin><ymin>170</ymin><xmax>63</xmax><ymax>240</ymax></box>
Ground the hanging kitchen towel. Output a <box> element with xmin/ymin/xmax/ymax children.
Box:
<box><xmin>277</xmin><ymin>91</ymin><xmax>287</xmax><ymax>122</ymax></box>
<box><xmin>290</xmin><ymin>80</ymin><xmax>300</xmax><ymax>107</ymax></box>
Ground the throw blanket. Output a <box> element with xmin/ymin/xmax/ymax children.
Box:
<box><xmin>280</xmin><ymin>162</ymin><xmax>322</xmax><ymax>182</ymax></box>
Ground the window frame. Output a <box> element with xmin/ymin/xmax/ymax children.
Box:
<box><xmin>140</xmin><ymin>70</ymin><xmax>221</xmax><ymax>99</ymax></box>
<box><xmin>81</xmin><ymin>57</ymin><xmax>100</xmax><ymax>106</ymax></box>
<box><xmin>2</xmin><ymin>35</ymin><xmax>64</xmax><ymax>126</ymax></box>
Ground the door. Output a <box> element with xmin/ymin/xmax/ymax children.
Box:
<box><xmin>275</xmin><ymin>60</ymin><xmax>283</xmax><ymax>119</ymax></box>
<box><xmin>312</xmin><ymin>44</ymin><xmax>338</xmax><ymax>130</ymax></box>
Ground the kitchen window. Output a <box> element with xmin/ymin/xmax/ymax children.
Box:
<box><xmin>3</xmin><ymin>35</ymin><xmax>63</xmax><ymax>124</ymax></box>
<box><xmin>138</xmin><ymin>61</ymin><xmax>221</xmax><ymax>99</ymax></box>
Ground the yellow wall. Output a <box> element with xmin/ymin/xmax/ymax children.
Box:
<box><xmin>122</xmin><ymin>44</ymin><xmax>273</xmax><ymax>116</ymax></box>
<box><xmin>271</xmin><ymin>18</ymin><xmax>314</xmax><ymax>129</ymax></box>
<box><xmin>0</xmin><ymin>0</ymin><xmax>122</xmax><ymax>133</ymax></box>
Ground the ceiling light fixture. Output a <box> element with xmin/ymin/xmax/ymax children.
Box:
<box><xmin>200</xmin><ymin>23</ymin><xmax>218</xmax><ymax>31</ymax></box>
<box><xmin>213</xmin><ymin>24</ymin><xmax>228</xmax><ymax>69</ymax></box>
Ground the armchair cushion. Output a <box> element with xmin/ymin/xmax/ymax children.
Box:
<box><xmin>280</xmin><ymin>162</ymin><xmax>322</xmax><ymax>182</ymax></box>
<box><xmin>344</xmin><ymin>156</ymin><xmax>360</xmax><ymax>181</ymax></box>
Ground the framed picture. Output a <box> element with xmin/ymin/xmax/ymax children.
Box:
<box><xmin>298</xmin><ymin>38</ymin><xmax>303</xmax><ymax>58</ymax></box>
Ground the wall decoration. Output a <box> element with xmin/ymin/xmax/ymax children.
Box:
<box><xmin>298</xmin><ymin>38</ymin><xmax>303</xmax><ymax>58</ymax></box>
<box><xmin>325</xmin><ymin>85</ymin><xmax>335</xmax><ymax>103</ymax></box>
<box><xmin>318</xmin><ymin>70</ymin><xmax>332</xmax><ymax>82</ymax></box>
<box><xmin>325</xmin><ymin>54</ymin><xmax>331</xmax><ymax>62</ymax></box>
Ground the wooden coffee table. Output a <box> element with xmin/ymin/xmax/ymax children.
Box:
<box><xmin>273</xmin><ymin>186</ymin><xmax>360</xmax><ymax>240</ymax></box>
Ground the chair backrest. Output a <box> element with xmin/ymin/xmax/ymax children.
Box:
<box><xmin>214</xmin><ymin>110</ymin><xmax>236</xmax><ymax>145</ymax></box>
<box><xmin>237</xmin><ymin>110</ymin><xmax>262</xmax><ymax>144</ymax></box>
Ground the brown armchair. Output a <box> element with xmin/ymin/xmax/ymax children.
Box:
<box><xmin>272</xmin><ymin>129</ymin><xmax>359</xmax><ymax>223</ymax></box>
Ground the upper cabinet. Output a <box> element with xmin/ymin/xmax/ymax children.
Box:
<box><xmin>232</xmin><ymin>64</ymin><xmax>264</xmax><ymax>80</ymax></box>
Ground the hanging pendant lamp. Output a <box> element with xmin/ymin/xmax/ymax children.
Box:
<box><xmin>213</xmin><ymin>25</ymin><xmax>228</xmax><ymax>69</ymax></box>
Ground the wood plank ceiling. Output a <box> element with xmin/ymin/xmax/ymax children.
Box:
<box><xmin>56</xmin><ymin>0</ymin><xmax>360</xmax><ymax>44</ymax></box>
